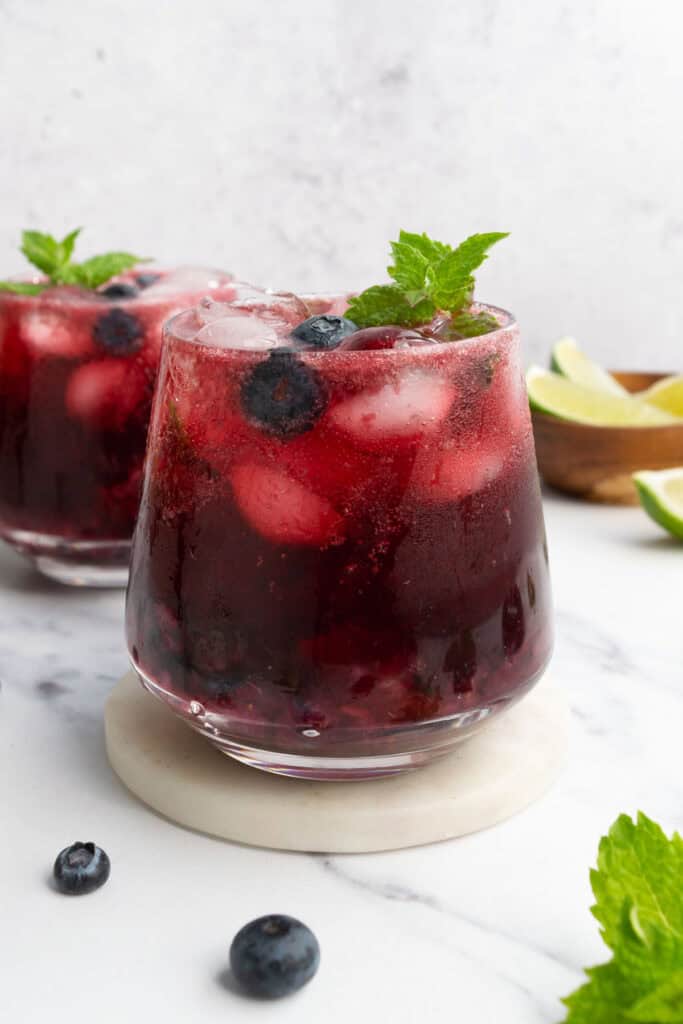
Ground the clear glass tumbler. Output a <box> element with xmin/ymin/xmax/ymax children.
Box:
<box><xmin>0</xmin><ymin>267</ymin><xmax>235</xmax><ymax>585</ymax></box>
<box><xmin>126</xmin><ymin>290</ymin><xmax>553</xmax><ymax>778</ymax></box>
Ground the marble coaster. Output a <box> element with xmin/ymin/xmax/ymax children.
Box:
<box><xmin>105</xmin><ymin>671</ymin><xmax>568</xmax><ymax>853</ymax></box>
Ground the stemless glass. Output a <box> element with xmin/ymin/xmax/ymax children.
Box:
<box><xmin>126</xmin><ymin>296</ymin><xmax>553</xmax><ymax>779</ymax></box>
<box><xmin>0</xmin><ymin>267</ymin><xmax>235</xmax><ymax>585</ymax></box>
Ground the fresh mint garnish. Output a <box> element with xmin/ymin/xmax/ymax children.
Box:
<box><xmin>452</xmin><ymin>309</ymin><xmax>502</xmax><ymax>338</ymax></box>
<box><xmin>343</xmin><ymin>285</ymin><xmax>436</xmax><ymax>329</ymax></box>
<box><xmin>0</xmin><ymin>228</ymin><xmax>148</xmax><ymax>295</ymax></box>
<box><xmin>346</xmin><ymin>229</ymin><xmax>508</xmax><ymax>330</ymax></box>
<box><xmin>562</xmin><ymin>812</ymin><xmax>683</xmax><ymax>1022</ymax></box>
<box><xmin>0</xmin><ymin>281</ymin><xmax>45</xmax><ymax>296</ymax></box>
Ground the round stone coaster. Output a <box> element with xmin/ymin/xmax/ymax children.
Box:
<box><xmin>105</xmin><ymin>671</ymin><xmax>568</xmax><ymax>853</ymax></box>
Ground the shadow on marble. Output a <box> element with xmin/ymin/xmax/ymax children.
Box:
<box><xmin>623</xmin><ymin>534</ymin><xmax>682</xmax><ymax>552</ymax></box>
<box><xmin>214</xmin><ymin>967</ymin><xmax>244</xmax><ymax>997</ymax></box>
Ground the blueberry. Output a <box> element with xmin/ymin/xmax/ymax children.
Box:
<box><xmin>230</xmin><ymin>915</ymin><xmax>320</xmax><ymax>999</ymax></box>
<box><xmin>53</xmin><ymin>842</ymin><xmax>110</xmax><ymax>896</ymax></box>
<box><xmin>290</xmin><ymin>314</ymin><xmax>357</xmax><ymax>350</ymax></box>
<box><xmin>93</xmin><ymin>308</ymin><xmax>144</xmax><ymax>355</ymax></box>
<box><xmin>241</xmin><ymin>351</ymin><xmax>326</xmax><ymax>437</ymax></box>
<box><xmin>100</xmin><ymin>282</ymin><xmax>139</xmax><ymax>300</ymax></box>
<box><xmin>135</xmin><ymin>273</ymin><xmax>162</xmax><ymax>289</ymax></box>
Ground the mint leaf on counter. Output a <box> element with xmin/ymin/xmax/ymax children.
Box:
<box><xmin>563</xmin><ymin>813</ymin><xmax>683</xmax><ymax>1023</ymax></box>
<box><xmin>592</xmin><ymin>812</ymin><xmax>683</xmax><ymax>950</ymax></box>
<box><xmin>627</xmin><ymin>970</ymin><xmax>683</xmax><ymax>1021</ymax></box>
<box><xmin>3</xmin><ymin>227</ymin><xmax>148</xmax><ymax>293</ymax></box>
<box><xmin>347</xmin><ymin>229</ymin><xmax>508</xmax><ymax>329</ymax></box>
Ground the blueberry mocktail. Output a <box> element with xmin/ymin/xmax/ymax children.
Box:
<box><xmin>126</xmin><ymin>231</ymin><xmax>553</xmax><ymax>778</ymax></box>
<box><xmin>0</xmin><ymin>229</ymin><xmax>235</xmax><ymax>584</ymax></box>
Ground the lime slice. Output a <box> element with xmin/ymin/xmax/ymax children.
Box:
<box><xmin>633</xmin><ymin>468</ymin><xmax>683</xmax><ymax>539</ymax></box>
<box><xmin>638</xmin><ymin>375</ymin><xmax>683</xmax><ymax>417</ymax></box>
<box><xmin>526</xmin><ymin>367</ymin><xmax>678</xmax><ymax>426</ymax></box>
<box><xmin>550</xmin><ymin>337</ymin><xmax>628</xmax><ymax>396</ymax></box>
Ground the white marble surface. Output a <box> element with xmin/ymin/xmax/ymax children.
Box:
<box><xmin>1</xmin><ymin>490</ymin><xmax>681</xmax><ymax>1022</ymax></box>
<box><xmin>2</xmin><ymin>0</ymin><xmax>683</xmax><ymax>369</ymax></box>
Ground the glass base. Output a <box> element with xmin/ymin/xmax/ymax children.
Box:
<box><xmin>133</xmin><ymin>663</ymin><xmax>536</xmax><ymax>781</ymax></box>
<box><xmin>2</xmin><ymin>528</ymin><xmax>131</xmax><ymax>587</ymax></box>
<box><xmin>210</xmin><ymin>739</ymin><xmax>469</xmax><ymax>780</ymax></box>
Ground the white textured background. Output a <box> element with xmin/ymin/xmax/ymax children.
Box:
<box><xmin>1</xmin><ymin>0</ymin><xmax>682</xmax><ymax>366</ymax></box>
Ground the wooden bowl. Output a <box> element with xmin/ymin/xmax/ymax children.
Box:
<box><xmin>531</xmin><ymin>372</ymin><xmax>683</xmax><ymax>504</ymax></box>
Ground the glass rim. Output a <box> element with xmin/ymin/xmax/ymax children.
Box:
<box><xmin>164</xmin><ymin>299</ymin><xmax>518</xmax><ymax>358</ymax></box>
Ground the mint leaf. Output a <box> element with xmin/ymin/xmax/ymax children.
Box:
<box><xmin>0</xmin><ymin>281</ymin><xmax>46</xmax><ymax>296</ymax></box>
<box><xmin>70</xmin><ymin>252</ymin><xmax>146</xmax><ymax>290</ymax></box>
<box><xmin>627</xmin><ymin>969</ymin><xmax>683</xmax><ymax>1021</ymax></box>
<box><xmin>562</xmin><ymin>813</ymin><xmax>683</xmax><ymax>1023</ymax></box>
<box><xmin>20</xmin><ymin>230</ymin><xmax>62</xmax><ymax>277</ymax></box>
<box><xmin>348</xmin><ymin>229</ymin><xmax>508</xmax><ymax>329</ymax></box>
<box><xmin>13</xmin><ymin>227</ymin><xmax>147</xmax><ymax>291</ymax></box>
<box><xmin>427</xmin><ymin>232</ymin><xmax>508</xmax><ymax>311</ymax></box>
<box><xmin>453</xmin><ymin>309</ymin><xmax>501</xmax><ymax>338</ymax></box>
<box><xmin>345</xmin><ymin>285</ymin><xmax>435</xmax><ymax>328</ymax></box>
<box><xmin>387</xmin><ymin>241</ymin><xmax>430</xmax><ymax>293</ymax></box>
<box><xmin>592</xmin><ymin>813</ymin><xmax>683</xmax><ymax>951</ymax></box>
<box><xmin>563</xmin><ymin>962</ymin><xmax>639</xmax><ymax>1023</ymax></box>
<box><xmin>58</xmin><ymin>227</ymin><xmax>82</xmax><ymax>267</ymax></box>
<box><xmin>397</xmin><ymin>230</ymin><xmax>452</xmax><ymax>264</ymax></box>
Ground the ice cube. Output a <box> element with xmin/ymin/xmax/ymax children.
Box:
<box><xmin>195</xmin><ymin>314</ymin><xmax>279</xmax><ymax>351</ymax></box>
<box><xmin>410</xmin><ymin>441</ymin><xmax>505</xmax><ymax>502</ymax></box>
<box><xmin>65</xmin><ymin>359</ymin><xmax>147</xmax><ymax>428</ymax></box>
<box><xmin>166</xmin><ymin>308</ymin><xmax>203</xmax><ymax>341</ymax></box>
<box><xmin>228</xmin><ymin>289</ymin><xmax>309</xmax><ymax>336</ymax></box>
<box><xmin>328</xmin><ymin>373</ymin><xmax>454</xmax><ymax>447</ymax></box>
<box><xmin>142</xmin><ymin>266</ymin><xmax>234</xmax><ymax>297</ymax></box>
<box><xmin>21</xmin><ymin>310</ymin><xmax>94</xmax><ymax>359</ymax></box>
<box><xmin>230</xmin><ymin>462</ymin><xmax>344</xmax><ymax>545</ymax></box>
<box><xmin>196</xmin><ymin>297</ymin><xmax>237</xmax><ymax>326</ymax></box>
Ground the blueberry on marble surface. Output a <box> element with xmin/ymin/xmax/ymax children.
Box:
<box><xmin>53</xmin><ymin>842</ymin><xmax>111</xmax><ymax>895</ymax></box>
<box><xmin>230</xmin><ymin>914</ymin><xmax>320</xmax><ymax>998</ymax></box>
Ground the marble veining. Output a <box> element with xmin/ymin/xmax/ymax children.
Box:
<box><xmin>1</xmin><ymin>490</ymin><xmax>681</xmax><ymax>1022</ymax></box>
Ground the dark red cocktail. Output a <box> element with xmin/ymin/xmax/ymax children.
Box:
<box><xmin>0</xmin><ymin>265</ymin><xmax>235</xmax><ymax>584</ymax></box>
<box><xmin>126</xmin><ymin>273</ymin><xmax>553</xmax><ymax>778</ymax></box>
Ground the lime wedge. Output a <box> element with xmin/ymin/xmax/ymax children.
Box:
<box><xmin>633</xmin><ymin>468</ymin><xmax>683</xmax><ymax>539</ymax></box>
<box><xmin>550</xmin><ymin>337</ymin><xmax>628</xmax><ymax>396</ymax></box>
<box><xmin>638</xmin><ymin>375</ymin><xmax>683</xmax><ymax>417</ymax></box>
<box><xmin>526</xmin><ymin>367</ymin><xmax>678</xmax><ymax>426</ymax></box>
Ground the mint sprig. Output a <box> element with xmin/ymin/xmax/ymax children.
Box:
<box><xmin>346</xmin><ymin>229</ymin><xmax>509</xmax><ymax>332</ymax></box>
<box><xmin>0</xmin><ymin>228</ymin><xmax>148</xmax><ymax>295</ymax></box>
<box><xmin>563</xmin><ymin>812</ymin><xmax>683</xmax><ymax>1022</ymax></box>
